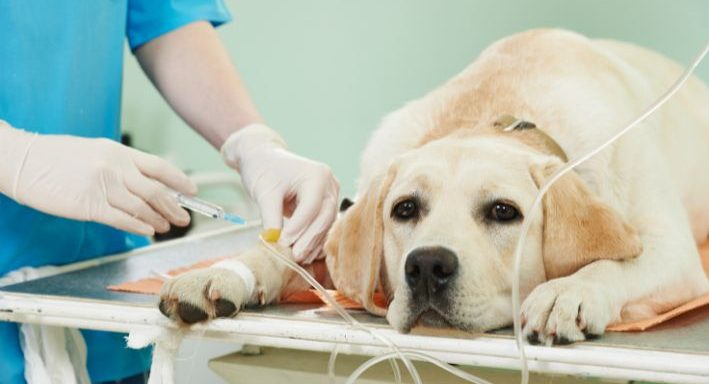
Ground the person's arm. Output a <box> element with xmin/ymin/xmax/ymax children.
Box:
<box><xmin>0</xmin><ymin>120</ymin><xmax>196</xmax><ymax>236</ymax></box>
<box><xmin>135</xmin><ymin>21</ymin><xmax>339</xmax><ymax>263</ymax></box>
<box><xmin>134</xmin><ymin>21</ymin><xmax>260</xmax><ymax>147</ymax></box>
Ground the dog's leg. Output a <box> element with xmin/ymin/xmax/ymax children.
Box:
<box><xmin>158</xmin><ymin>243</ymin><xmax>310</xmax><ymax>325</ymax></box>
<box><xmin>522</xmin><ymin>179</ymin><xmax>709</xmax><ymax>345</ymax></box>
<box><xmin>522</xmin><ymin>234</ymin><xmax>707</xmax><ymax>344</ymax></box>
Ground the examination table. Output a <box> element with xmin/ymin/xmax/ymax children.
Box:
<box><xmin>0</xmin><ymin>225</ymin><xmax>706</xmax><ymax>383</ymax></box>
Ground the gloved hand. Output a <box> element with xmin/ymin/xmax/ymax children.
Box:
<box><xmin>0</xmin><ymin>121</ymin><xmax>196</xmax><ymax>236</ymax></box>
<box><xmin>221</xmin><ymin>124</ymin><xmax>339</xmax><ymax>264</ymax></box>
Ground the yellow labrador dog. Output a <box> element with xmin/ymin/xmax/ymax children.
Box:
<box><xmin>159</xmin><ymin>29</ymin><xmax>709</xmax><ymax>345</ymax></box>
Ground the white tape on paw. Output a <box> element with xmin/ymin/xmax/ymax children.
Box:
<box><xmin>211</xmin><ymin>260</ymin><xmax>256</xmax><ymax>299</ymax></box>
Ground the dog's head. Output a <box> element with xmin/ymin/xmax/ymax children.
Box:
<box><xmin>325</xmin><ymin>129</ymin><xmax>641</xmax><ymax>332</ymax></box>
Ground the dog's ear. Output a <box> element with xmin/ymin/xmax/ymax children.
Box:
<box><xmin>324</xmin><ymin>166</ymin><xmax>398</xmax><ymax>316</ymax></box>
<box><xmin>530</xmin><ymin>159</ymin><xmax>642</xmax><ymax>280</ymax></box>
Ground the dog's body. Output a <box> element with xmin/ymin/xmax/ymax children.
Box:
<box><xmin>160</xmin><ymin>29</ymin><xmax>709</xmax><ymax>344</ymax></box>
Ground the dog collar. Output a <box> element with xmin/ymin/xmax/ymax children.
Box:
<box><xmin>493</xmin><ymin>114</ymin><xmax>568</xmax><ymax>162</ymax></box>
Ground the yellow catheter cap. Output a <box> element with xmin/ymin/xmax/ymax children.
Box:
<box><xmin>261</xmin><ymin>229</ymin><xmax>281</xmax><ymax>243</ymax></box>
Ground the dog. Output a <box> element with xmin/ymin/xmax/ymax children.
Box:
<box><xmin>159</xmin><ymin>29</ymin><xmax>709</xmax><ymax>345</ymax></box>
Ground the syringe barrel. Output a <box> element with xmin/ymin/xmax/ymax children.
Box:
<box><xmin>174</xmin><ymin>193</ymin><xmax>224</xmax><ymax>219</ymax></box>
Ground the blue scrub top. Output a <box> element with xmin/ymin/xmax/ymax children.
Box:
<box><xmin>0</xmin><ymin>1</ymin><xmax>231</xmax><ymax>383</ymax></box>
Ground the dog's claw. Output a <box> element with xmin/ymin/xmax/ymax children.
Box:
<box><xmin>583</xmin><ymin>331</ymin><xmax>601</xmax><ymax>340</ymax></box>
<box><xmin>553</xmin><ymin>335</ymin><xmax>573</xmax><ymax>345</ymax></box>
<box><xmin>527</xmin><ymin>331</ymin><xmax>541</xmax><ymax>345</ymax></box>
<box><xmin>177</xmin><ymin>302</ymin><xmax>209</xmax><ymax>324</ymax></box>
<box><xmin>214</xmin><ymin>298</ymin><xmax>237</xmax><ymax>318</ymax></box>
<box><xmin>158</xmin><ymin>299</ymin><xmax>171</xmax><ymax>318</ymax></box>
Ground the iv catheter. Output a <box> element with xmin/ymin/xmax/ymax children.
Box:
<box><xmin>172</xmin><ymin>192</ymin><xmax>246</xmax><ymax>225</ymax></box>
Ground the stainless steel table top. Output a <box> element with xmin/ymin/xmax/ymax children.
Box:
<box><xmin>1</xmin><ymin>225</ymin><xmax>707</xmax><ymax>355</ymax></box>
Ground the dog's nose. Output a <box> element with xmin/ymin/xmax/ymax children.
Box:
<box><xmin>405</xmin><ymin>247</ymin><xmax>459</xmax><ymax>297</ymax></box>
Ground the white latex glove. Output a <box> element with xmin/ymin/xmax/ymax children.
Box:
<box><xmin>221</xmin><ymin>124</ymin><xmax>339</xmax><ymax>263</ymax></box>
<box><xmin>0</xmin><ymin>121</ymin><xmax>196</xmax><ymax>236</ymax></box>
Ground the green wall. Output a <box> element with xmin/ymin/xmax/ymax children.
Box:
<box><xmin>122</xmin><ymin>0</ymin><xmax>709</xmax><ymax>197</ymax></box>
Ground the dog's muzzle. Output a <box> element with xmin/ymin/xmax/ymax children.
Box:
<box><xmin>404</xmin><ymin>246</ymin><xmax>459</xmax><ymax>305</ymax></box>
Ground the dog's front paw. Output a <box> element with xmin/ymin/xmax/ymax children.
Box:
<box><xmin>521</xmin><ymin>278</ymin><xmax>614</xmax><ymax>345</ymax></box>
<box><xmin>158</xmin><ymin>267</ymin><xmax>251</xmax><ymax>325</ymax></box>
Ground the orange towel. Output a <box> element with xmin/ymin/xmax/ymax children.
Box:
<box><xmin>107</xmin><ymin>257</ymin><xmax>227</xmax><ymax>295</ymax></box>
<box><xmin>108</xmin><ymin>242</ymin><xmax>709</xmax><ymax>332</ymax></box>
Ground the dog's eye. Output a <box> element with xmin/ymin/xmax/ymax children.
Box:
<box><xmin>487</xmin><ymin>202</ymin><xmax>521</xmax><ymax>222</ymax></box>
<box><xmin>392</xmin><ymin>199</ymin><xmax>419</xmax><ymax>221</ymax></box>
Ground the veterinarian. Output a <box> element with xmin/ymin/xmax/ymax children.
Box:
<box><xmin>0</xmin><ymin>2</ymin><xmax>338</xmax><ymax>383</ymax></box>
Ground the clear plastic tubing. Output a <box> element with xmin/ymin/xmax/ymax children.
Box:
<box><xmin>327</xmin><ymin>343</ymin><xmax>402</xmax><ymax>384</ymax></box>
<box><xmin>346</xmin><ymin>349</ymin><xmax>494</xmax><ymax>384</ymax></box>
<box><xmin>510</xmin><ymin>40</ymin><xmax>709</xmax><ymax>384</ymax></box>
<box><xmin>259</xmin><ymin>235</ymin><xmax>421</xmax><ymax>384</ymax></box>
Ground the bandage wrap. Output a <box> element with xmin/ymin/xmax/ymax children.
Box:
<box><xmin>211</xmin><ymin>259</ymin><xmax>256</xmax><ymax>299</ymax></box>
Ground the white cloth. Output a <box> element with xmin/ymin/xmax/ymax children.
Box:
<box><xmin>2</xmin><ymin>267</ymin><xmax>91</xmax><ymax>384</ymax></box>
<box><xmin>127</xmin><ymin>325</ymin><xmax>184</xmax><ymax>384</ymax></box>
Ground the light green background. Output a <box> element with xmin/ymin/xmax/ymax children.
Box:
<box><xmin>122</xmin><ymin>0</ymin><xmax>709</xmax><ymax>198</ymax></box>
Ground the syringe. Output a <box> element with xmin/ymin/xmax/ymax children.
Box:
<box><xmin>172</xmin><ymin>192</ymin><xmax>246</xmax><ymax>225</ymax></box>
